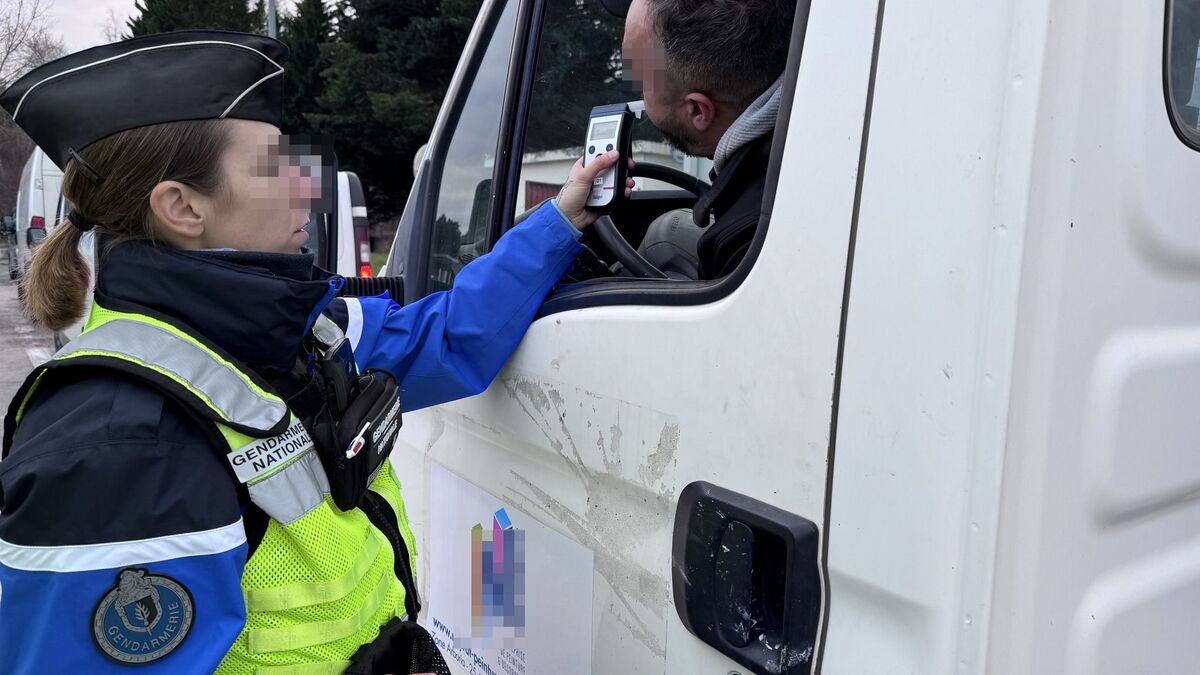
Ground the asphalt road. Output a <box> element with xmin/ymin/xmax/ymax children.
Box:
<box><xmin>0</xmin><ymin>261</ymin><xmax>54</xmax><ymax>411</ymax></box>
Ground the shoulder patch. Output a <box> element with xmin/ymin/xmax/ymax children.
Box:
<box><xmin>226</xmin><ymin>417</ymin><xmax>313</xmax><ymax>484</ymax></box>
<box><xmin>92</xmin><ymin>568</ymin><xmax>194</xmax><ymax>664</ymax></box>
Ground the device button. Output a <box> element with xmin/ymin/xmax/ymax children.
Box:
<box><xmin>588</xmin><ymin>145</ymin><xmax>596</xmax><ymax>155</ymax></box>
<box><xmin>606</xmin><ymin>144</ymin><xmax>614</xmax><ymax>152</ymax></box>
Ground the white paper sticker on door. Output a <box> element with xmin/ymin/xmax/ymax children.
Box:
<box><xmin>427</xmin><ymin>462</ymin><xmax>594</xmax><ymax>675</ymax></box>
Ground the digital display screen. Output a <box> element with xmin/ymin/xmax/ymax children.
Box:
<box><xmin>590</xmin><ymin>121</ymin><xmax>619</xmax><ymax>140</ymax></box>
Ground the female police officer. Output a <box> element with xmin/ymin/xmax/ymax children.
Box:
<box><xmin>0</xmin><ymin>31</ymin><xmax>630</xmax><ymax>674</ymax></box>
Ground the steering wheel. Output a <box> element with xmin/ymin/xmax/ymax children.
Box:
<box><xmin>591</xmin><ymin>162</ymin><xmax>709</xmax><ymax>279</ymax></box>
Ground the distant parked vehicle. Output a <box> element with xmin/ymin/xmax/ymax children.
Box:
<box><xmin>12</xmin><ymin>148</ymin><xmax>63</xmax><ymax>279</ymax></box>
<box><xmin>336</xmin><ymin>171</ymin><xmax>373</xmax><ymax>278</ymax></box>
<box><xmin>0</xmin><ymin>214</ymin><xmax>16</xmax><ymax>261</ymax></box>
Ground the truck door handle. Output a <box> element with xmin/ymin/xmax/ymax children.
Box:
<box><xmin>715</xmin><ymin>519</ymin><xmax>756</xmax><ymax>647</ymax></box>
<box><xmin>672</xmin><ymin>481</ymin><xmax>822</xmax><ymax>675</ymax></box>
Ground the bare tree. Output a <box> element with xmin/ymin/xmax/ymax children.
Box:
<box><xmin>0</xmin><ymin>0</ymin><xmax>65</xmax><ymax>215</ymax></box>
<box><xmin>1</xmin><ymin>0</ymin><xmax>55</xmax><ymax>87</ymax></box>
<box><xmin>16</xmin><ymin>31</ymin><xmax>64</xmax><ymax>74</ymax></box>
<box><xmin>102</xmin><ymin>8</ymin><xmax>125</xmax><ymax>43</ymax></box>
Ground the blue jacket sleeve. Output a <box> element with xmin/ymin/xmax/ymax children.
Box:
<box><xmin>343</xmin><ymin>201</ymin><xmax>581</xmax><ymax>412</ymax></box>
<box><xmin>0</xmin><ymin>376</ymin><xmax>248</xmax><ymax>673</ymax></box>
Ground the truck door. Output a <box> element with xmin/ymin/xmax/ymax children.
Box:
<box><xmin>385</xmin><ymin>1</ymin><xmax>884</xmax><ymax>673</ymax></box>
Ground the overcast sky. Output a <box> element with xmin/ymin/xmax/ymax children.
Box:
<box><xmin>48</xmin><ymin>0</ymin><xmax>299</xmax><ymax>49</ymax></box>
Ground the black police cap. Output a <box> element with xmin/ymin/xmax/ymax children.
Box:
<box><xmin>0</xmin><ymin>30</ymin><xmax>288</xmax><ymax>171</ymax></box>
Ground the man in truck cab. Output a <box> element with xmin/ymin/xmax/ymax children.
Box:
<box><xmin>615</xmin><ymin>0</ymin><xmax>796</xmax><ymax>279</ymax></box>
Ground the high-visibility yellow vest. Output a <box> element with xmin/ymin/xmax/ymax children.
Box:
<box><xmin>13</xmin><ymin>301</ymin><xmax>419</xmax><ymax>675</ymax></box>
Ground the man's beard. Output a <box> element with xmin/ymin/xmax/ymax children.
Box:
<box><xmin>653</xmin><ymin>115</ymin><xmax>705</xmax><ymax>157</ymax></box>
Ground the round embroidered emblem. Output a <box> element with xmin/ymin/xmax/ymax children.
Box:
<box><xmin>91</xmin><ymin>568</ymin><xmax>194</xmax><ymax>663</ymax></box>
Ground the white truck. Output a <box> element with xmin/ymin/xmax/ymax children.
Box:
<box><xmin>11</xmin><ymin>147</ymin><xmax>62</xmax><ymax>279</ymax></box>
<box><xmin>374</xmin><ymin>0</ymin><xmax>1200</xmax><ymax>673</ymax></box>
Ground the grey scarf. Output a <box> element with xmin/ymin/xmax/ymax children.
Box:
<box><xmin>713</xmin><ymin>74</ymin><xmax>785</xmax><ymax>174</ymax></box>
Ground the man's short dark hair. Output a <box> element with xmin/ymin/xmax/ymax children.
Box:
<box><xmin>647</xmin><ymin>0</ymin><xmax>795</xmax><ymax>110</ymax></box>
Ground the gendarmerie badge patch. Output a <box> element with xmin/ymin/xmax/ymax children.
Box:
<box><xmin>92</xmin><ymin>568</ymin><xmax>194</xmax><ymax>663</ymax></box>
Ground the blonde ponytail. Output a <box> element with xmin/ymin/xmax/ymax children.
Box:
<box><xmin>22</xmin><ymin>219</ymin><xmax>89</xmax><ymax>332</ymax></box>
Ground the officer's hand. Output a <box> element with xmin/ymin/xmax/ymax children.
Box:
<box><xmin>554</xmin><ymin>151</ymin><xmax>636</xmax><ymax>230</ymax></box>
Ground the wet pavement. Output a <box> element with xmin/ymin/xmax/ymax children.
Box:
<box><xmin>0</xmin><ymin>255</ymin><xmax>53</xmax><ymax>410</ymax></box>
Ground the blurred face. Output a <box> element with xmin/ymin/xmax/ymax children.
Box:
<box><xmin>623</xmin><ymin>0</ymin><xmax>711</xmax><ymax>156</ymax></box>
<box><xmin>624</xmin><ymin>1</ymin><xmax>678</xmax><ymax>136</ymax></box>
<box><xmin>205</xmin><ymin>120</ymin><xmax>324</xmax><ymax>252</ymax></box>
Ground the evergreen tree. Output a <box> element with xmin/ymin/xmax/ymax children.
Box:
<box><xmin>127</xmin><ymin>0</ymin><xmax>266</xmax><ymax>37</ymax></box>
<box><xmin>123</xmin><ymin>0</ymin><xmax>492</xmax><ymax>225</ymax></box>
<box><xmin>310</xmin><ymin>0</ymin><xmax>481</xmax><ymax>219</ymax></box>
<box><xmin>250</xmin><ymin>0</ymin><xmax>267</xmax><ymax>34</ymax></box>
<box><xmin>279</xmin><ymin>0</ymin><xmax>332</xmax><ymax>136</ymax></box>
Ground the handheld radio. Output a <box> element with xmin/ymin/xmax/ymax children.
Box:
<box><xmin>583</xmin><ymin>103</ymin><xmax>637</xmax><ymax>211</ymax></box>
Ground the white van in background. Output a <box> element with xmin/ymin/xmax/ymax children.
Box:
<box><xmin>11</xmin><ymin>148</ymin><xmax>62</xmax><ymax>279</ymax></box>
<box><xmin>334</xmin><ymin>171</ymin><xmax>373</xmax><ymax>278</ymax></box>
<box><xmin>52</xmin><ymin>170</ymin><xmax>373</xmax><ymax>348</ymax></box>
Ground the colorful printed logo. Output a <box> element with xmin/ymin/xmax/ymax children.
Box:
<box><xmin>471</xmin><ymin>508</ymin><xmax>526</xmax><ymax>640</ymax></box>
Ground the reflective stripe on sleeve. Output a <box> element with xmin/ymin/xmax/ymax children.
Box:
<box><xmin>0</xmin><ymin>519</ymin><xmax>246</xmax><ymax>572</ymax></box>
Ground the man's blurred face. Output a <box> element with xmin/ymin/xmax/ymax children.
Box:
<box><xmin>622</xmin><ymin>0</ymin><xmax>706</xmax><ymax>155</ymax></box>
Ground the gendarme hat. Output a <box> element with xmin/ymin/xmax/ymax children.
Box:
<box><xmin>0</xmin><ymin>30</ymin><xmax>288</xmax><ymax>171</ymax></box>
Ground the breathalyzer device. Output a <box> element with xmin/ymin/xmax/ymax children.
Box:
<box><xmin>583</xmin><ymin>103</ymin><xmax>636</xmax><ymax>211</ymax></box>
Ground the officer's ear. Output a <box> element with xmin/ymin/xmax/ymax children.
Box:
<box><xmin>149</xmin><ymin>180</ymin><xmax>210</xmax><ymax>246</ymax></box>
<box><xmin>683</xmin><ymin>91</ymin><xmax>717</xmax><ymax>133</ymax></box>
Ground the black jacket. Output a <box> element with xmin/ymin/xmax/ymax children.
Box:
<box><xmin>694</xmin><ymin>132</ymin><xmax>774</xmax><ymax>279</ymax></box>
<box><xmin>0</xmin><ymin>242</ymin><xmax>334</xmax><ymax>549</ymax></box>
<box><xmin>0</xmin><ymin>203</ymin><xmax>583</xmax><ymax>551</ymax></box>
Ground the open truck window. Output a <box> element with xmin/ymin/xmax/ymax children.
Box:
<box><xmin>395</xmin><ymin>0</ymin><xmax>809</xmax><ymax>312</ymax></box>
<box><xmin>528</xmin><ymin>0</ymin><xmax>804</xmax><ymax>315</ymax></box>
<box><xmin>514</xmin><ymin>1</ymin><xmax>712</xmax><ymax>219</ymax></box>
